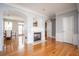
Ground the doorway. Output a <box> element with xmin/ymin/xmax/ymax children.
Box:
<box><xmin>46</xmin><ymin>19</ymin><xmax>56</xmax><ymax>40</ymax></box>
<box><xmin>45</xmin><ymin>22</ymin><xmax>47</xmax><ymax>40</ymax></box>
<box><xmin>52</xmin><ymin>19</ymin><xmax>56</xmax><ymax>38</ymax></box>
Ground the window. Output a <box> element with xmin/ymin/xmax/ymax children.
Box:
<box><xmin>5</xmin><ymin>21</ymin><xmax>12</xmax><ymax>31</ymax></box>
<box><xmin>18</xmin><ymin>22</ymin><xmax>24</xmax><ymax>35</ymax></box>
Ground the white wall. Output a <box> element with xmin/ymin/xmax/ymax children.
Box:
<box><xmin>33</xmin><ymin>16</ymin><xmax>41</xmax><ymax>32</ymax></box>
<box><xmin>40</xmin><ymin>16</ymin><xmax>45</xmax><ymax>42</ymax></box>
<box><xmin>33</xmin><ymin>16</ymin><xmax>45</xmax><ymax>41</ymax></box>
<box><xmin>26</xmin><ymin>14</ymin><xmax>34</xmax><ymax>44</ymax></box>
<box><xmin>56</xmin><ymin>15</ymin><xmax>64</xmax><ymax>42</ymax></box>
<box><xmin>56</xmin><ymin>10</ymin><xmax>78</xmax><ymax>45</ymax></box>
<box><xmin>77</xmin><ymin>4</ymin><xmax>79</xmax><ymax>47</ymax></box>
<box><xmin>24</xmin><ymin>13</ymin><xmax>45</xmax><ymax>44</ymax></box>
<box><xmin>47</xmin><ymin>20</ymin><xmax>52</xmax><ymax>38</ymax></box>
<box><xmin>0</xmin><ymin>16</ymin><xmax>3</xmax><ymax>51</ymax></box>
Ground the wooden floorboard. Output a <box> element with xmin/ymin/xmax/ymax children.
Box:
<box><xmin>0</xmin><ymin>36</ymin><xmax>79</xmax><ymax>56</ymax></box>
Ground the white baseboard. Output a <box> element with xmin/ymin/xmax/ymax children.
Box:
<box><xmin>73</xmin><ymin>34</ymin><xmax>78</xmax><ymax>45</ymax></box>
<box><xmin>48</xmin><ymin>36</ymin><xmax>56</xmax><ymax>39</ymax></box>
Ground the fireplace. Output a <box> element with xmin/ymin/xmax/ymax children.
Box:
<box><xmin>34</xmin><ymin>32</ymin><xmax>41</xmax><ymax>41</ymax></box>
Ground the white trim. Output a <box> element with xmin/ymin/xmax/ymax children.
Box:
<box><xmin>0</xmin><ymin>15</ymin><xmax>3</xmax><ymax>51</ymax></box>
<box><xmin>4</xmin><ymin>16</ymin><xmax>24</xmax><ymax>21</ymax></box>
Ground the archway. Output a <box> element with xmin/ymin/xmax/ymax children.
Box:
<box><xmin>0</xmin><ymin>4</ymin><xmax>27</xmax><ymax>53</ymax></box>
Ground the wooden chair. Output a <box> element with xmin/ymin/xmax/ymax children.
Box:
<box><xmin>4</xmin><ymin>30</ymin><xmax>12</xmax><ymax>40</ymax></box>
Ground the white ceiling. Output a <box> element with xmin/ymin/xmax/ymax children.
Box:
<box><xmin>14</xmin><ymin>3</ymin><xmax>76</xmax><ymax>17</ymax></box>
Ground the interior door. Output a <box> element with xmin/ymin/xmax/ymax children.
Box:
<box><xmin>63</xmin><ymin>16</ymin><xmax>74</xmax><ymax>44</ymax></box>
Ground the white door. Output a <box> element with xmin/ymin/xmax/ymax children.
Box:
<box><xmin>63</xmin><ymin>16</ymin><xmax>74</xmax><ymax>44</ymax></box>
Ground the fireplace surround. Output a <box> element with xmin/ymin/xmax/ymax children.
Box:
<box><xmin>34</xmin><ymin>32</ymin><xmax>41</xmax><ymax>41</ymax></box>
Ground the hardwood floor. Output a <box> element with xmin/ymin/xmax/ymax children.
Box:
<box><xmin>0</xmin><ymin>36</ymin><xmax>79</xmax><ymax>56</ymax></box>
